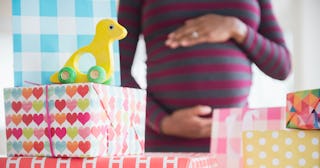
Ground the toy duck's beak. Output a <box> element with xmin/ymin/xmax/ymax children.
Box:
<box><xmin>118</xmin><ymin>27</ymin><xmax>128</xmax><ymax>40</ymax></box>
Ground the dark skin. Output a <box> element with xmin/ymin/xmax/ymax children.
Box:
<box><xmin>161</xmin><ymin>14</ymin><xmax>247</xmax><ymax>138</ymax></box>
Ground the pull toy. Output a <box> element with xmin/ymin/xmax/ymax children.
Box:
<box><xmin>50</xmin><ymin>18</ymin><xmax>127</xmax><ymax>84</ymax></box>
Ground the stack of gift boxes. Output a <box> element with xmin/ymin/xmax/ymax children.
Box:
<box><xmin>0</xmin><ymin>1</ymin><xmax>218</xmax><ymax>168</ymax></box>
<box><xmin>210</xmin><ymin>88</ymin><xmax>320</xmax><ymax>168</ymax></box>
<box><xmin>1</xmin><ymin>2</ymin><xmax>319</xmax><ymax>167</ymax></box>
<box><xmin>1</xmin><ymin>83</ymin><xmax>218</xmax><ymax>168</ymax></box>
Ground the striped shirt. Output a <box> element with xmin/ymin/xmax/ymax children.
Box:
<box><xmin>118</xmin><ymin>0</ymin><xmax>291</xmax><ymax>152</ymax></box>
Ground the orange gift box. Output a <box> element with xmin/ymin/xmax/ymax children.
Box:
<box><xmin>0</xmin><ymin>153</ymin><xmax>218</xmax><ymax>168</ymax></box>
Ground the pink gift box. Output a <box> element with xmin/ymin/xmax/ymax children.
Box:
<box><xmin>4</xmin><ymin>83</ymin><xmax>146</xmax><ymax>157</ymax></box>
<box><xmin>0</xmin><ymin>153</ymin><xmax>218</xmax><ymax>168</ymax></box>
<box><xmin>210</xmin><ymin>107</ymin><xmax>286</xmax><ymax>168</ymax></box>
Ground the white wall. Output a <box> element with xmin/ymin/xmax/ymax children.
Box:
<box><xmin>0</xmin><ymin>0</ymin><xmax>13</xmax><ymax>156</ymax></box>
<box><xmin>299</xmin><ymin>1</ymin><xmax>320</xmax><ymax>90</ymax></box>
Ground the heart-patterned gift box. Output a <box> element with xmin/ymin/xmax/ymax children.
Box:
<box><xmin>4</xmin><ymin>83</ymin><xmax>146</xmax><ymax>157</ymax></box>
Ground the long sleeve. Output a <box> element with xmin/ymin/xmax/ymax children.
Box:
<box><xmin>118</xmin><ymin>0</ymin><xmax>168</xmax><ymax>133</ymax></box>
<box><xmin>118</xmin><ymin>0</ymin><xmax>142</xmax><ymax>88</ymax></box>
<box><xmin>240</xmin><ymin>0</ymin><xmax>291</xmax><ymax>80</ymax></box>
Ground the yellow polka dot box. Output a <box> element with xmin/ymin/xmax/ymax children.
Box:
<box><xmin>242</xmin><ymin>130</ymin><xmax>320</xmax><ymax>168</ymax></box>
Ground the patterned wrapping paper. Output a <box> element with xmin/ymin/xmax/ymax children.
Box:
<box><xmin>4</xmin><ymin>83</ymin><xmax>146</xmax><ymax>157</ymax></box>
<box><xmin>210</xmin><ymin>107</ymin><xmax>286</xmax><ymax>168</ymax></box>
<box><xmin>287</xmin><ymin>88</ymin><xmax>320</xmax><ymax>129</ymax></box>
<box><xmin>242</xmin><ymin>130</ymin><xmax>320</xmax><ymax>167</ymax></box>
<box><xmin>0</xmin><ymin>153</ymin><xmax>218</xmax><ymax>168</ymax></box>
<box><xmin>12</xmin><ymin>0</ymin><xmax>121</xmax><ymax>86</ymax></box>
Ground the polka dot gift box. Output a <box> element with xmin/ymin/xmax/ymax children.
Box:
<box><xmin>4</xmin><ymin>83</ymin><xmax>146</xmax><ymax>157</ymax></box>
<box><xmin>242</xmin><ymin>130</ymin><xmax>320</xmax><ymax>168</ymax></box>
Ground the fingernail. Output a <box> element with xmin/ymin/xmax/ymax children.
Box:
<box><xmin>200</xmin><ymin>106</ymin><xmax>212</xmax><ymax>112</ymax></box>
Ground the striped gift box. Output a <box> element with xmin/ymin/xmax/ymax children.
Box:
<box><xmin>0</xmin><ymin>153</ymin><xmax>218</xmax><ymax>168</ymax></box>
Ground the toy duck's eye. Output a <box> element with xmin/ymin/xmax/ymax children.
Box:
<box><xmin>109</xmin><ymin>25</ymin><xmax>114</xmax><ymax>30</ymax></box>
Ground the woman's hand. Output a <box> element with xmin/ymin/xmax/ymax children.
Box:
<box><xmin>160</xmin><ymin>105</ymin><xmax>213</xmax><ymax>139</ymax></box>
<box><xmin>165</xmin><ymin>14</ymin><xmax>247</xmax><ymax>48</ymax></box>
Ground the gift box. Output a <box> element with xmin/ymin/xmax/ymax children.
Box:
<box><xmin>242</xmin><ymin>130</ymin><xmax>320</xmax><ymax>167</ymax></box>
<box><xmin>4</xmin><ymin>83</ymin><xmax>146</xmax><ymax>157</ymax></box>
<box><xmin>210</xmin><ymin>107</ymin><xmax>286</xmax><ymax>168</ymax></box>
<box><xmin>287</xmin><ymin>88</ymin><xmax>320</xmax><ymax>129</ymax></box>
<box><xmin>0</xmin><ymin>153</ymin><xmax>218</xmax><ymax>168</ymax></box>
<box><xmin>12</xmin><ymin>0</ymin><xmax>122</xmax><ymax>86</ymax></box>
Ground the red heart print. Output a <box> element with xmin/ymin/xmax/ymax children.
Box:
<box><xmin>55</xmin><ymin>100</ymin><xmax>66</xmax><ymax>112</ymax></box>
<box><xmin>22</xmin><ymin>114</ymin><xmax>33</xmax><ymax>126</ymax></box>
<box><xmin>45</xmin><ymin>127</ymin><xmax>55</xmax><ymax>138</ymax></box>
<box><xmin>78</xmin><ymin>112</ymin><xmax>90</xmax><ymax>125</ymax></box>
<box><xmin>6</xmin><ymin>128</ymin><xmax>12</xmax><ymax>139</ymax></box>
<box><xmin>33</xmin><ymin>114</ymin><xmax>44</xmax><ymax>126</ymax></box>
<box><xmin>77</xmin><ymin>85</ymin><xmax>89</xmax><ymax>97</ymax></box>
<box><xmin>66</xmin><ymin>113</ymin><xmax>77</xmax><ymax>125</ymax></box>
<box><xmin>12</xmin><ymin>128</ymin><xmax>22</xmax><ymax>139</ymax></box>
<box><xmin>55</xmin><ymin>127</ymin><xmax>66</xmax><ymax>139</ymax></box>
<box><xmin>12</xmin><ymin>101</ymin><xmax>22</xmax><ymax>113</ymax></box>
<box><xmin>79</xmin><ymin>141</ymin><xmax>90</xmax><ymax>153</ymax></box>
<box><xmin>34</xmin><ymin>141</ymin><xmax>44</xmax><ymax>153</ymax></box>
<box><xmin>32</xmin><ymin>87</ymin><xmax>43</xmax><ymax>99</ymax></box>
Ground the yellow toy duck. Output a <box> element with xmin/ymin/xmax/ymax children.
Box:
<box><xmin>50</xmin><ymin>18</ymin><xmax>127</xmax><ymax>84</ymax></box>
